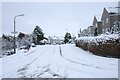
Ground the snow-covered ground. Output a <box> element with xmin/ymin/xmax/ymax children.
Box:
<box><xmin>1</xmin><ymin>44</ymin><xmax>118</xmax><ymax>78</ymax></box>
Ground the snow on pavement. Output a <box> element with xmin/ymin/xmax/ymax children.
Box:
<box><xmin>1</xmin><ymin>44</ymin><xmax>118</xmax><ymax>78</ymax></box>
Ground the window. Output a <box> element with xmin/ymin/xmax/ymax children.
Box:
<box><xmin>103</xmin><ymin>20</ymin><xmax>104</xmax><ymax>25</ymax></box>
<box><xmin>96</xmin><ymin>23</ymin><xmax>97</xmax><ymax>27</ymax></box>
<box><xmin>106</xmin><ymin>18</ymin><xmax>108</xmax><ymax>23</ymax></box>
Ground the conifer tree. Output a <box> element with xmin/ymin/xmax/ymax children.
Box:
<box><xmin>33</xmin><ymin>26</ymin><xmax>44</xmax><ymax>44</ymax></box>
<box><xmin>64</xmin><ymin>32</ymin><xmax>72</xmax><ymax>44</ymax></box>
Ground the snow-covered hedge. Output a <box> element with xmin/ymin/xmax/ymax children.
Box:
<box><xmin>75</xmin><ymin>34</ymin><xmax>120</xmax><ymax>58</ymax></box>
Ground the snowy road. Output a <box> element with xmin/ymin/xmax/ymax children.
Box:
<box><xmin>2</xmin><ymin>44</ymin><xmax>118</xmax><ymax>78</ymax></box>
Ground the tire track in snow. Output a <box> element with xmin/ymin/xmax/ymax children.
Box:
<box><xmin>40</xmin><ymin>46</ymin><xmax>64</xmax><ymax>78</ymax></box>
<box><xmin>37</xmin><ymin>64</ymin><xmax>62</xmax><ymax>78</ymax></box>
<box><xmin>18</xmin><ymin>46</ymin><xmax>63</xmax><ymax>78</ymax></box>
<box><xmin>17</xmin><ymin>47</ymin><xmax>52</xmax><ymax>77</ymax></box>
<box><xmin>35</xmin><ymin>46</ymin><xmax>63</xmax><ymax>78</ymax></box>
<box><xmin>47</xmin><ymin>46</ymin><xmax>63</xmax><ymax>78</ymax></box>
<box><xmin>17</xmin><ymin>57</ymin><xmax>39</xmax><ymax>77</ymax></box>
<box><xmin>59</xmin><ymin>46</ymin><xmax>105</xmax><ymax>70</ymax></box>
<box><xmin>25</xmin><ymin>50</ymin><xmax>37</xmax><ymax>56</ymax></box>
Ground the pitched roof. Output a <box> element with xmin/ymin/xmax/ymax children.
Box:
<box><xmin>93</xmin><ymin>16</ymin><xmax>98</xmax><ymax>25</ymax></box>
<box><xmin>101</xmin><ymin>8</ymin><xmax>109</xmax><ymax>20</ymax></box>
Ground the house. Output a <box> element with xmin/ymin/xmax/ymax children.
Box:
<box><xmin>101</xmin><ymin>8</ymin><xmax>120</xmax><ymax>33</ymax></box>
<box><xmin>48</xmin><ymin>36</ymin><xmax>64</xmax><ymax>45</ymax></box>
<box><xmin>97</xmin><ymin>21</ymin><xmax>102</xmax><ymax>35</ymax></box>
<box><xmin>80</xmin><ymin>29</ymin><xmax>88</xmax><ymax>36</ymax></box>
<box><xmin>87</xmin><ymin>25</ymin><xmax>94</xmax><ymax>36</ymax></box>
<box><xmin>16</xmin><ymin>32</ymin><xmax>33</xmax><ymax>48</ymax></box>
<box><xmin>79</xmin><ymin>28</ymin><xmax>90</xmax><ymax>37</ymax></box>
<box><xmin>92</xmin><ymin>16</ymin><xmax>102</xmax><ymax>35</ymax></box>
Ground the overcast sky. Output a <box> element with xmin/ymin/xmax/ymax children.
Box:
<box><xmin>2</xmin><ymin>2</ymin><xmax>118</xmax><ymax>37</ymax></box>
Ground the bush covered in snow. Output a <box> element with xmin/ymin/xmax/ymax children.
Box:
<box><xmin>2</xmin><ymin>34</ymin><xmax>15</xmax><ymax>56</ymax></box>
<box><xmin>75</xmin><ymin>34</ymin><xmax>120</xmax><ymax>58</ymax></box>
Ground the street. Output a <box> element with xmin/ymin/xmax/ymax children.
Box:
<box><xmin>2</xmin><ymin>44</ymin><xmax>118</xmax><ymax>78</ymax></box>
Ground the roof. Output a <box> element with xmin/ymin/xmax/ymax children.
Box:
<box><xmin>101</xmin><ymin>8</ymin><xmax>109</xmax><ymax>20</ymax></box>
<box><xmin>93</xmin><ymin>16</ymin><xmax>98</xmax><ymax>25</ymax></box>
<box><xmin>101</xmin><ymin>7</ymin><xmax>118</xmax><ymax>20</ymax></box>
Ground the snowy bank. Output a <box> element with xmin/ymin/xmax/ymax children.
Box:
<box><xmin>75</xmin><ymin>34</ymin><xmax>120</xmax><ymax>58</ymax></box>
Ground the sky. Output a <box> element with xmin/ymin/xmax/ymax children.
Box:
<box><xmin>2</xmin><ymin>2</ymin><xmax>118</xmax><ymax>37</ymax></box>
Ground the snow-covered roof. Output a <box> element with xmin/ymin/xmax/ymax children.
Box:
<box><xmin>48</xmin><ymin>36</ymin><xmax>64</xmax><ymax>40</ymax></box>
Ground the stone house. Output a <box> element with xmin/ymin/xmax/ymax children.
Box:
<box><xmin>87</xmin><ymin>25</ymin><xmax>94</xmax><ymax>36</ymax></box>
<box><xmin>80</xmin><ymin>29</ymin><xmax>88</xmax><ymax>36</ymax></box>
<box><xmin>93</xmin><ymin>16</ymin><xmax>102</xmax><ymax>35</ymax></box>
<box><xmin>101</xmin><ymin>8</ymin><xmax>120</xmax><ymax>33</ymax></box>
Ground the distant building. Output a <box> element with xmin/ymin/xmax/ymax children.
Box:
<box><xmin>48</xmin><ymin>36</ymin><xmax>64</xmax><ymax>45</ymax></box>
<box><xmin>97</xmin><ymin>21</ymin><xmax>102</xmax><ymax>35</ymax></box>
<box><xmin>87</xmin><ymin>25</ymin><xmax>94</xmax><ymax>36</ymax></box>
<box><xmin>92</xmin><ymin>16</ymin><xmax>102</xmax><ymax>35</ymax></box>
<box><xmin>80</xmin><ymin>29</ymin><xmax>88</xmax><ymax>36</ymax></box>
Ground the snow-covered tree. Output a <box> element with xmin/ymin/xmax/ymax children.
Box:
<box><xmin>64</xmin><ymin>32</ymin><xmax>72</xmax><ymax>44</ymax></box>
<box><xmin>2</xmin><ymin>34</ymin><xmax>14</xmax><ymax>55</ymax></box>
<box><xmin>33</xmin><ymin>26</ymin><xmax>44</xmax><ymax>45</ymax></box>
<box><xmin>17</xmin><ymin>32</ymin><xmax>25</xmax><ymax>39</ymax></box>
<box><xmin>111</xmin><ymin>21</ymin><xmax>120</xmax><ymax>34</ymax></box>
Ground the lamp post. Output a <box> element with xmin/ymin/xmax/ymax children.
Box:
<box><xmin>13</xmin><ymin>14</ymin><xmax>24</xmax><ymax>54</ymax></box>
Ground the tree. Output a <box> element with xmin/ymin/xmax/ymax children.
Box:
<box><xmin>33</xmin><ymin>25</ymin><xmax>44</xmax><ymax>44</ymax></box>
<box><xmin>32</xmin><ymin>37</ymin><xmax>37</xmax><ymax>45</ymax></box>
<box><xmin>94</xmin><ymin>27</ymin><xmax>98</xmax><ymax>36</ymax></box>
<box><xmin>18</xmin><ymin>32</ymin><xmax>25</xmax><ymax>39</ymax></box>
<box><xmin>2</xmin><ymin>34</ymin><xmax>7</xmax><ymax>39</ymax></box>
<box><xmin>64</xmin><ymin>32</ymin><xmax>72</xmax><ymax>44</ymax></box>
<box><xmin>111</xmin><ymin>21</ymin><xmax>120</xmax><ymax>34</ymax></box>
<box><xmin>2</xmin><ymin>34</ymin><xmax>14</xmax><ymax>55</ymax></box>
